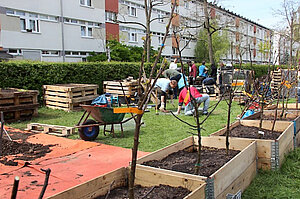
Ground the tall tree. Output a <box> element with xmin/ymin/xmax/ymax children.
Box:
<box><xmin>194</xmin><ymin>28</ymin><xmax>230</xmax><ymax>63</ymax></box>
<box><xmin>275</xmin><ymin>0</ymin><xmax>300</xmax><ymax>66</ymax></box>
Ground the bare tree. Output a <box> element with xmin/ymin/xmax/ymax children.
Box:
<box><xmin>127</xmin><ymin>2</ymin><xmax>176</xmax><ymax>198</ymax></box>
<box><xmin>275</xmin><ymin>0</ymin><xmax>300</xmax><ymax>66</ymax></box>
<box><xmin>117</xmin><ymin>0</ymin><xmax>171</xmax><ymax>62</ymax></box>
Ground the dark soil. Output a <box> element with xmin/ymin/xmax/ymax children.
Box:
<box><xmin>143</xmin><ymin>146</ymin><xmax>240</xmax><ymax>177</ymax></box>
<box><xmin>223</xmin><ymin>124</ymin><xmax>282</xmax><ymax>140</ymax></box>
<box><xmin>0</xmin><ymin>130</ymin><xmax>54</xmax><ymax>166</ymax></box>
<box><xmin>95</xmin><ymin>184</ymin><xmax>191</xmax><ymax>199</ymax></box>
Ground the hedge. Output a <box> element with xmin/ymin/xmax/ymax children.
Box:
<box><xmin>0</xmin><ymin>60</ymin><xmax>295</xmax><ymax>102</ymax></box>
<box><xmin>0</xmin><ymin>61</ymin><xmax>158</xmax><ymax>102</ymax></box>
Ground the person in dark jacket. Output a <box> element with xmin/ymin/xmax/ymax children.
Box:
<box><xmin>188</xmin><ymin>61</ymin><xmax>197</xmax><ymax>85</ymax></box>
<box><xmin>210</xmin><ymin>63</ymin><xmax>217</xmax><ymax>81</ymax></box>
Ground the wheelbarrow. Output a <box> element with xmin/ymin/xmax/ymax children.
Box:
<box><xmin>76</xmin><ymin>105</ymin><xmax>138</xmax><ymax>141</ymax></box>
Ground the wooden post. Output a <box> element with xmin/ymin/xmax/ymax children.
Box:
<box><xmin>11</xmin><ymin>176</ymin><xmax>20</xmax><ymax>199</ymax></box>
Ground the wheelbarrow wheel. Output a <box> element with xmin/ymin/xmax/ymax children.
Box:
<box><xmin>78</xmin><ymin>119</ymin><xmax>99</xmax><ymax>141</ymax></box>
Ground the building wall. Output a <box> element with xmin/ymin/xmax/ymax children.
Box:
<box><xmin>0</xmin><ymin>0</ymin><xmax>105</xmax><ymax>61</ymax></box>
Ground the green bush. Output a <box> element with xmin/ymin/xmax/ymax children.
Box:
<box><xmin>0</xmin><ymin>61</ymin><xmax>158</xmax><ymax>103</ymax></box>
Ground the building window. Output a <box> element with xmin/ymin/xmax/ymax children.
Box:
<box><xmin>105</xmin><ymin>12</ymin><xmax>117</xmax><ymax>22</ymax></box>
<box><xmin>184</xmin><ymin>0</ymin><xmax>189</xmax><ymax>9</ymax></box>
<box><xmin>157</xmin><ymin>11</ymin><xmax>164</xmax><ymax>23</ymax></box>
<box><xmin>80</xmin><ymin>0</ymin><xmax>92</xmax><ymax>7</ymax></box>
<box><xmin>8</xmin><ymin>49</ymin><xmax>22</xmax><ymax>55</ymax></box>
<box><xmin>129</xmin><ymin>32</ymin><xmax>137</xmax><ymax>42</ymax></box>
<box><xmin>81</xmin><ymin>26</ymin><xmax>93</xmax><ymax>37</ymax></box>
<box><xmin>128</xmin><ymin>5</ymin><xmax>137</xmax><ymax>17</ymax></box>
<box><xmin>42</xmin><ymin>50</ymin><xmax>59</xmax><ymax>56</ymax></box>
<box><xmin>20</xmin><ymin>17</ymin><xmax>40</xmax><ymax>33</ymax></box>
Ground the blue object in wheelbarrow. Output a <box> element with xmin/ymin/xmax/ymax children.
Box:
<box><xmin>76</xmin><ymin>105</ymin><xmax>136</xmax><ymax>141</ymax></box>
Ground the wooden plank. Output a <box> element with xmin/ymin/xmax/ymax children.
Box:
<box><xmin>295</xmin><ymin>132</ymin><xmax>300</xmax><ymax>147</ymax></box>
<box><xmin>211</xmin><ymin>141</ymin><xmax>256</xmax><ymax>197</ymax></box>
<box><xmin>241</xmin><ymin>120</ymin><xmax>291</xmax><ymax>132</ymax></box>
<box><xmin>45</xmin><ymin>90</ymin><xmax>68</xmax><ymax>97</ymax></box>
<box><xmin>105</xmin><ymin>85</ymin><xmax>131</xmax><ymax>91</ymax></box>
<box><xmin>136</xmin><ymin>137</ymin><xmax>194</xmax><ymax>164</ymax></box>
<box><xmin>216</xmin><ymin>161</ymin><xmax>256</xmax><ymax>199</ymax></box>
<box><xmin>48</xmin><ymin>168</ymin><xmax>127</xmax><ymax>199</ymax></box>
<box><xmin>103</xmin><ymin>81</ymin><xmax>138</xmax><ymax>86</ymax></box>
<box><xmin>0</xmin><ymin>103</ymin><xmax>39</xmax><ymax>112</ymax></box>
<box><xmin>278</xmin><ymin>123</ymin><xmax>294</xmax><ymax>166</ymax></box>
<box><xmin>135</xmin><ymin>166</ymin><xmax>205</xmax><ymax>192</ymax></box>
<box><xmin>45</xmin><ymin>101</ymin><xmax>70</xmax><ymax>108</ymax></box>
<box><xmin>105</xmin><ymin>89</ymin><xmax>133</xmax><ymax>95</ymax></box>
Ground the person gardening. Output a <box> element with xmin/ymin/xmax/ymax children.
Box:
<box><xmin>154</xmin><ymin>79</ymin><xmax>177</xmax><ymax>113</ymax></box>
<box><xmin>175</xmin><ymin>86</ymin><xmax>210</xmax><ymax>116</ymax></box>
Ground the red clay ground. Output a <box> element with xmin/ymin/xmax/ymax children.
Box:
<box><xmin>0</xmin><ymin>126</ymin><xmax>148</xmax><ymax>199</ymax></box>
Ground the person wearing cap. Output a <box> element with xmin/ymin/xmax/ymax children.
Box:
<box><xmin>154</xmin><ymin>79</ymin><xmax>178</xmax><ymax>112</ymax></box>
<box><xmin>175</xmin><ymin>86</ymin><xmax>210</xmax><ymax>116</ymax></box>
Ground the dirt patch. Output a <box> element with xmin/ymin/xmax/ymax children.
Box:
<box><xmin>0</xmin><ymin>136</ymin><xmax>54</xmax><ymax>166</ymax></box>
<box><xmin>143</xmin><ymin>146</ymin><xmax>239</xmax><ymax>177</ymax></box>
<box><xmin>95</xmin><ymin>184</ymin><xmax>191</xmax><ymax>199</ymax></box>
<box><xmin>223</xmin><ymin>124</ymin><xmax>282</xmax><ymax>140</ymax></box>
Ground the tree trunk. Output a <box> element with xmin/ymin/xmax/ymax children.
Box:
<box><xmin>128</xmin><ymin>114</ymin><xmax>143</xmax><ymax>199</ymax></box>
<box><xmin>203</xmin><ymin>0</ymin><xmax>215</xmax><ymax>65</ymax></box>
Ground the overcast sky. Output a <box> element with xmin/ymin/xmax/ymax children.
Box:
<box><xmin>213</xmin><ymin>0</ymin><xmax>284</xmax><ymax>29</ymax></box>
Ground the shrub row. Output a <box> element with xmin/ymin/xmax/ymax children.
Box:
<box><xmin>0</xmin><ymin>61</ymin><xmax>294</xmax><ymax>102</ymax></box>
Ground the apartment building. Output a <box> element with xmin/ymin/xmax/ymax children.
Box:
<box><xmin>0</xmin><ymin>0</ymin><xmax>105</xmax><ymax>62</ymax></box>
<box><xmin>0</xmin><ymin>0</ymin><xmax>273</xmax><ymax>63</ymax></box>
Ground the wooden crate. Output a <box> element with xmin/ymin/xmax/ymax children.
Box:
<box><xmin>201</xmin><ymin>85</ymin><xmax>219</xmax><ymax>101</ymax></box>
<box><xmin>48</xmin><ymin>167</ymin><xmax>206</xmax><ymax>199</ymax></box>
<box><xmin>211</xmin><ymin>120</ymin><xmax>294</xmax><ymax>170</ymax></box>
<box><xmin>26</xmin><ymin>123</ymin><xmax>75</xmax><ymax>137</ymax></box>
<box><xmin>103</xmin><ymin>79</ymin><xmax>138</xmax><ymax>96</ymax></box>
<box><xmin>0</xmin><ymin>88</ymin><xmax>39</xmax><ymax>122</ymax></box>
<box><xmin>43</xmin><ymin>84</ymin><xmax>98</xmax><ymax>111</ymax></box>
<box><xmin>136</xmin><ymin>136</ymin><xmax>257</xmax><ymax>199</ymax></box>
<box><xmin>244</xmin><ymin>110</ymin><xmax>300</xmax><ymax>149</ymax></box>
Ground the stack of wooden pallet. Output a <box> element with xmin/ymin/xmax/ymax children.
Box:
<box><xmin>271</xmin><ymin>70</ymin><xmax>282</xmax><ymax>96</ymax></box>
<box><xmin>103</xmin><ymin>78</ymin><xmax>138</xmax><ymax>96</ymax></box>
<box><xmin>201</xmin><ymin>85</ymin><xmax>219</xmax><ymax>100</ymax></box>
<box><xmin>43</xmin><ymin>84</ymin><xmax>99</xmax><ymax>111</ymax></box>
<box><xmin>0</xmin><ymin>88</ymin><xmax>39</xmax><ymax>122</ymax></box>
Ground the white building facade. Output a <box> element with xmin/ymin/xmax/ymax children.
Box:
<box><xmin>0</xmin><ymin>0</ymin><xmax>273</xmax><ymax>63</ymax></box>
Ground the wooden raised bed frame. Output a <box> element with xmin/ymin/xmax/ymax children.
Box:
<box><xmin>48</xmin><ymin>167</ymin><xmax>206</xmax><ymax>199</ymax></box>
<box><xmin>0</xmin><ymin>88</ymin><xmax>39</xmax><ymax>122</ymax></box>
<box><xmin>244</xmin><ymin>110</ymin><xmax>300</xmax><ymax>148</ymax></box>
<box><xmin>43</xmin><ymin>84</ymin><xmax>98</xmax><ymax>111</ymax></box>
<box><xmin>136</xmin><ymin>136</ymin><xmax>257</xmax><ymax>199</ymax></box>
<box><xmin>211</xmin><ymin>120</ymin><xmax>294</xmax><ymax>170</ymax></box>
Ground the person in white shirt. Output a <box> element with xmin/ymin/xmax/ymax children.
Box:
<box><xmin>169</xmin><ymin>58</ymin><xmax>178</xmax><ymax>70</ymax></box>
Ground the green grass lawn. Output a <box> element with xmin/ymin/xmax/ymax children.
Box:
<box><xmin>7</xmin><ymin>99</ymin><xmax>300</xmax><ymax>198</ymax></box>
<box><xmin>9</xmin><ymin>100</ymin><xmax>242</xmax><ymax>152</ymax></box>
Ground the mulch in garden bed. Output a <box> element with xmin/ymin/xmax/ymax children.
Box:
<box><xmin>96</xmin><ymin>184</ymin><xmax>191</xmax><ymax>199</ymax></box>
<box><xmin>222</xmin><ymin>124</ymin><xmax>282</xmax><ymax>140</ymax></box>
<box><xmin>143</xmin><ymin>146</ymin><xmax>240</xmax><ymax>177</ymax></box>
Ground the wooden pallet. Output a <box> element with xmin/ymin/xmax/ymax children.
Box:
<box><xmin>49</xmin><ymin>167</ymin><xmax>206</xmax><ymax>199</ymax></box>
<box><xmin>26</xmin><ymin>123</ymin><xmax>75</xmax><ymax>136</ymax></box>
<box><xmin>202</xmin><ymin>85</ymin><xmax>219</xmax><ymax>100</ymax></box>
<box><xmin>0</xmin><ymin>88</ymin><xmax>39</xmax><ymax>122</ymax></box>
<box><xmin>43</xmin><ymin>84</ymin><xmax>99</xmax><ymax>111</ymax></box>
<box><xmin>136</xmin><ymin>136</ymin><xmax>257</xmax><ymax>199</ymax></box>
<box><xmin>211</xmin><ymin>120</ymin><xmax>294</xmax><ymax>170</ymax></box>
<box><xmin>103</xmin><ymin>79</ymin><xmax>138</xmax><ymax>96</ymax></box>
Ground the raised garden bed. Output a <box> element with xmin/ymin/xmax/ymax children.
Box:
<box><xmin>211</xmin><ymin>120</ymin><xmax>294</xmax><ymax>170</ymax></box>
<box><xmin>0</xmin><ymin>88</ymin><xmax>39</xmax><ymax>122</ymax></box>
<box><xmin>48</xmin><ymin>167</ymin><xmax>206</xmax><ymax>199</ymax></box>
<box><xmin>136</xmin><ymin>136</ymin><xmax>257</xmax><ymax>199</ymax></box>
<box><xmin>244</xmin><ymin>110</ymin><xmax>300</xmax><ymax>148</ymax></box>
<box><xmin>43</xmin><ymin>84</ymin><xmax>98</xmax><ymax>111</ymax></box>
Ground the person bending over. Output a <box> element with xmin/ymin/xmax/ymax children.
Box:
<box><xmin>154</xmin><ymin>79</ymin><xmax>177</xmax><ymax>112</ymax></box>
<box><xmin>175</xmin><ymin>86</ymin><xmax>210</xmax><ymax>116</ymax></box>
